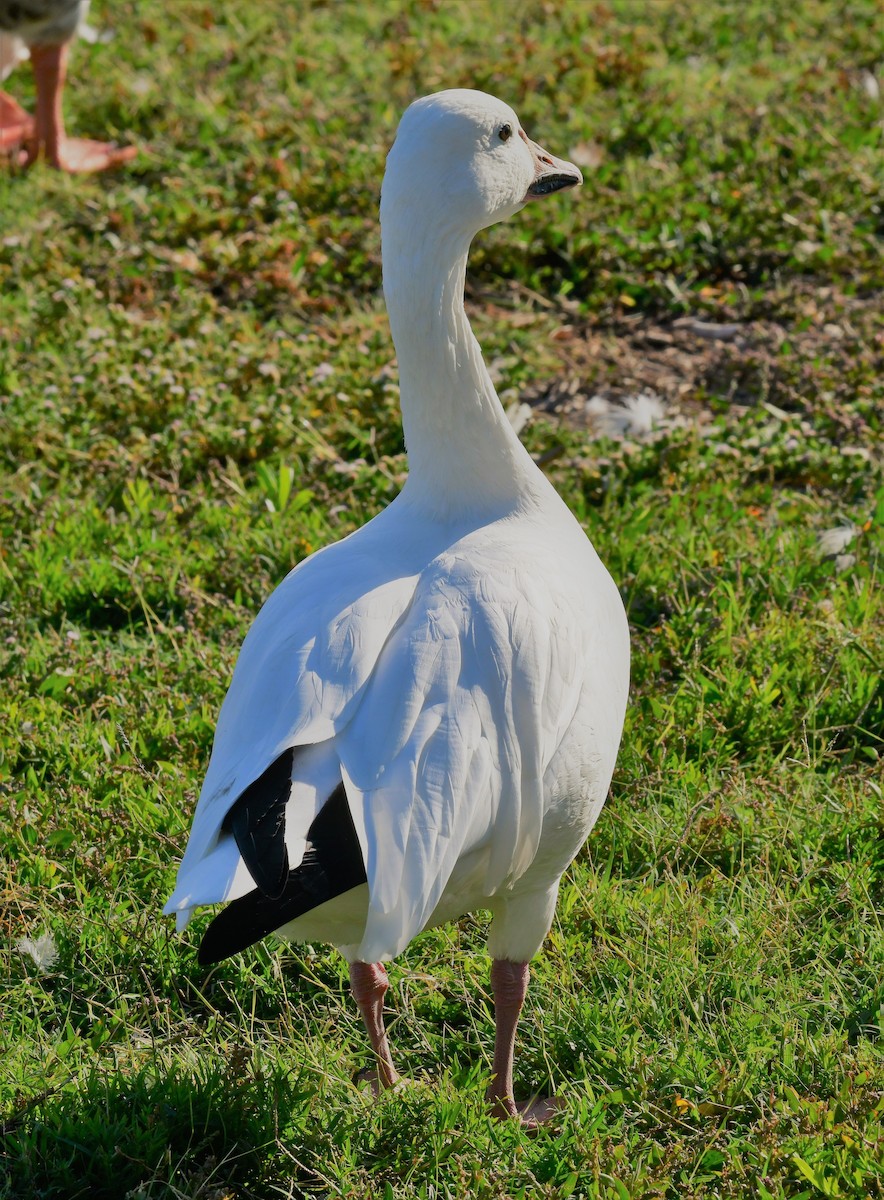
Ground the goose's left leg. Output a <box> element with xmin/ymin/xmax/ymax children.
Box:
<box><xmin>350</xmin><ymin>961</ymin><xmax>399</xmax><ymax>1094</ymax></box>
<box><xmin>487</xmin><ymin>959</ymin><xmax>560</xmax><ymax>1126</ymax></box>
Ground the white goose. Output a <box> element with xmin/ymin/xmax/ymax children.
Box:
<box><xmin>165</xmin><ymin>89</ymin><xmax>630</xmax><ymax>1125</ymax></box>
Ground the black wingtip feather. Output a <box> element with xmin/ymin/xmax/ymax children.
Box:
<box><xmin>199</xmin><ymin>782</ymin><xmax>367</xmax><ymax>965</ymax></box>
<box><xmin>224</xmin><ymin>748</ymin><xmax>295</xmax><ymax>899</ymax></box>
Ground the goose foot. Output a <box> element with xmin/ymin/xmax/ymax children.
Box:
<box><xmin>354</xmin><ymin>1065</ymin><xmax>395</xmax><ymax>1097</ymax></box>
<box><xmin>489</xmin><ymin>1092</ymin><xmax>564</xmax><ymax>1127</ymax></box>
<box><xmin>0</xmin><ymin>91</ymin><xmax>33</xmax><ymax>151</ymax></box>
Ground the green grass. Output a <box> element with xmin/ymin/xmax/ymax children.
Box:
<box><xmin>1</xmin><ymin>1</ymin><xmax>882</xmax><ymax>1196</ymax></box>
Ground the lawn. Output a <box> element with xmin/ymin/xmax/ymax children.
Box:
<box><xmin>0</xmin><ymin>1</ymin><xmax>882</xmax><ymax>1197</ymax></box>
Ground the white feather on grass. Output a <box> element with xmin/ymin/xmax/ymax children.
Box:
<box><xmin>17</xmin><ymin>932</ymin><xmax>59</xmax><ymax>973</ymax></box>
<box><xmin>586</xmin><ymin>390</ymin><xmax>669</xmax><ymax>441</ymax></box>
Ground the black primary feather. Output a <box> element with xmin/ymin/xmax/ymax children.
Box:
<box><xmin>198</xmin><ymin>782</ymin><xmax>367</xmax><ymax>966</ymax></box>
<box><xmin>223</xmin><ymin>748</ymin><xmax>295</xmax><ymax>899</ymax></box>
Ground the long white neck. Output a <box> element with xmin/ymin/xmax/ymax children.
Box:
<box><xmin>382</xmin><ymin>220</ymin><xmax>545</xmax><ymax>522</ymax></box>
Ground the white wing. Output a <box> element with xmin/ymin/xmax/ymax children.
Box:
<box><xmin>164</xmin><ymin>503</ymin><xmax>427</xmax><ymax>920</ymax></box>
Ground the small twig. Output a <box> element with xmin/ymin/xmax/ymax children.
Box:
<box><xmin>533</xmin><ymin>445</ymin><xmax>567</xmax><ymax>469</ymax></box>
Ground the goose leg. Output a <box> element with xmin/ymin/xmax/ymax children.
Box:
<box><xmin>0</xmin><ymin>91</ymin><xmax>33</xmax><ymax>150</ymax></box>
<box><xmin>487</xmin><ymin>959</ymin><xmax>560</xmax><ymax>1126</ymax></box>
<box><xmin>25</xmin><ymin>41</ymin><xmax>135</xmax><ymax>172</ymax></box>
<box><xmin>349</xmin><ymin>961</ymin><xmax>399</xmax><ymax>1094</ymax></box>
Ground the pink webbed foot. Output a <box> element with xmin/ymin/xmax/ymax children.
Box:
<box><xmin>354</xmin><ymin>1065</ymin><xmax>398</xmax><ymax>1098</ymax></box>
<box><xmin>0</xmin><ymin>91</ymin><xmax>33</xmax><ymax>151</ymax></box>
<box><xmin>489</xmin><ymin>1093</ymin><xmax>564</xmax><ymax>1128</ymax></box>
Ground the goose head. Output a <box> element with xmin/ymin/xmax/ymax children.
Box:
<box><xmin>381</xmin><ymin>89</ymin><xmax>583</xmax><ymax>242</ymax></box>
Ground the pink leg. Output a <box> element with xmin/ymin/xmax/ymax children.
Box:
<box><xmin>25</xmin><ymin>41</ymin><xmax>135</xmax><ymax>172</ymax></box>
<box><xmin>349</xmin><ymin>961</ymin><xmax>399</xmax><ymax>1093</ymax></box>
<box><xmin>0</xmin><ymin>90</ymin><xmax>33</xmax><ymax>151</ymax></box>
<box><xmin>487</xmin><ymin>959</ymin><xmax>561</xmax><ymax>1126</ymax></box>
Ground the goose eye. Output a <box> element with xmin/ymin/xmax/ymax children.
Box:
<box><xmin>498</xmin><ymin>123</ymin><xmax>513</xmax><ymax>143</ymax></box>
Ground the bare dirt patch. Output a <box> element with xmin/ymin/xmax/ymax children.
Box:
<box><xmin>518</xmin><ymin>287</ymin><xmax>882</xmax><ymax>442</ymax></box>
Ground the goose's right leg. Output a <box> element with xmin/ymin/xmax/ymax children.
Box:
<box><xmin>350</xmin><ymin>961</ymin><xmax>399</xmax><ymax>1094</ymax></box>
<box><xmin>487</xmin><ymin>959</ymin><xmax>561</xmax><ymax>1126</ymax></box>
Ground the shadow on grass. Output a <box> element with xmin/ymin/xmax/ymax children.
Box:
<box><xmin>1</xmin><ymin>1061</ymin><xmax>312</xmax><ymax>1200</ymax></box>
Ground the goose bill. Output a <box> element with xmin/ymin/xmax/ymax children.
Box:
<box><xmin>523</xmin><ymin>139</ymin><xmax>583</xmax><ymax>200</ymax></box>
<box><xmin>527</xmin><ymin>171</ymin><xmax>581</xmax><ymax>197</ymax></box>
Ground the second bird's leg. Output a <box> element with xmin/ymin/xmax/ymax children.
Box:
<box><xmin>349</xmin><ymin>960</ymin><xmax>399</xmax><ymax>1093</ymax></box>
<box><xmin>26</xmin><ymin>42</ymin><xmax>67</xmax><ymax>166</ymax></box>
<box><xmin>26</xmin><ymin>41</ymin><xmax>136</xmax><ymax>172</ymax></box>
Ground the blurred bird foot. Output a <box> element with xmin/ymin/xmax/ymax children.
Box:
<box><xmin>0</xmin><ymin>91</ymin><xmax>33</xmax><ymax>151</ymax></box>
<box><xmin>23</xmin><ymin>135</ymin><xmax>136</xmax><ymax>172</ymax></box>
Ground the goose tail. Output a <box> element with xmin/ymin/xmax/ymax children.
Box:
<box><xmin>198</xmin><ymin>783</ymin><xmax>367</xmax><ymax>965</ymax></box>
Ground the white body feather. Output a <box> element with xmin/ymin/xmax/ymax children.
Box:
<box><xmin>164</xmin><ymin>89</ymin><xmax>630</xmax><ymax>966</ymax></box>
